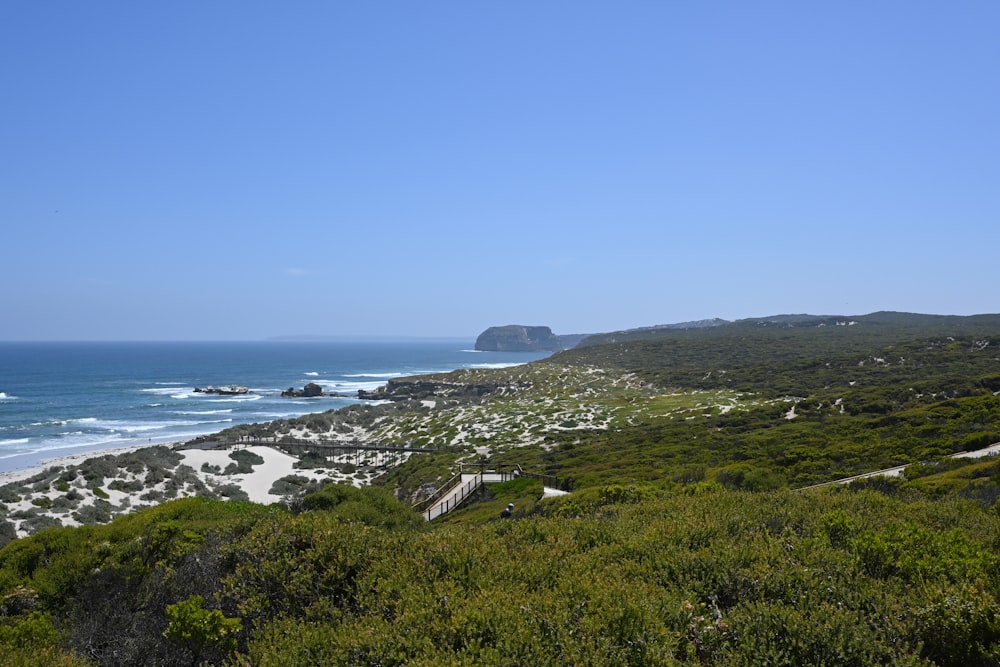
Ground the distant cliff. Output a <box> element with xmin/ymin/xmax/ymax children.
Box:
<box><xmin>475</xmin><ymin>325</ymin><xmax>587</xmax><ymax>352</ymax></box>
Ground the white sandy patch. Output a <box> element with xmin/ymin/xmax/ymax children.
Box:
<box><xmin>178</xmin><ymin>446</ymin><xmax>330</xmax><ymax>504</ymax></box>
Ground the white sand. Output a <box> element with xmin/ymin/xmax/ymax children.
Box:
<box><xmin>178</xmin><ymin>446</ymin><xmax>335</xmax><ymax>504</ymax></box>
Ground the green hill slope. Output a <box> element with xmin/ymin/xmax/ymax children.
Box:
<box><xmin>4</xmin><ymin>312</ymin><xmax>1000</xmax><ymax>665</ymax></box>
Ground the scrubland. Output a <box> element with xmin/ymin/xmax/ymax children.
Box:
<box><xmin>3</xmin><ymin>312</ymin><xmax>1000</xmax><ymax>665</ymax></box>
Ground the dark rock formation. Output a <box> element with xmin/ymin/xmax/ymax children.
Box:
<box><xmin>358</xmin><ymin>377</ymin><xmax>504</xmax><ymax>401</ymax></box>
<box><xmin>193</xmin><ymin>385</ymin><xmax>250</xmax><ymax>395</ymax></box>
<box><xmin>475</xmin><ymin>325</ymin><xmax>581</xmax><ymax>352</ymax></box>
<box><xmin>281</xmin><ymin>382</ymin><xmax>325</xmax><ymax>398</ymax></box>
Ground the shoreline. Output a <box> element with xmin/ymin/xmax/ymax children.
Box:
<box><xmin>0</xmin><ymin>436</ymin><xmax>409</xmax><ymax>539</ymax></box>
<box><xmin>0</xmin><ymin>443</ymin><xmax>165</xmax><ymax>486</ymax></box>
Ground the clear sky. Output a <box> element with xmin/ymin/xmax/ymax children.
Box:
<box><xmin>2</xmin><ymin>2</ymin><xmax>998</xmax><ymax>341</ymax></box>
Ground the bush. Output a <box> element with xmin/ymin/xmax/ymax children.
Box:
<box><xmin>50</xmin><ymin>496</ymin><xmax>78</xmax><ymax>513</ymax></box>
<box><xmin>120</xmin><ymin>445</ymin><xmax>182</xmax><ymax>472</ymax></box>
<box><xmin>216</xmin><ymin>484</ymin><xmax>250</xmax><ymax>502</ymax></box>
<box><xmin>229</xmin><ymin>449</ymin><xmax>264</xmax><ymax>467</ymax></box>
<box><xmin>108</xmin><ymin>479</ymin><xmax>144</xmax><ymax>493</ymax></box>
<box><xmin>0</xmin><ymin>612</ymin><xmax>90</xmax><ymax>667</ymax></box>
<box><xmin>20</xmin><ymin>515</ymin><xmax>61</xmax><ymax>534</ymax></box>
<box><xmin>0</xmin><ymin>520</ymin><xmax>16</xmax><ymax>549</ymax></box>
<box><xmin>715</xmin><ymin>464</ymin><xmax>785</xmax><ymax>491</ymax></box>
<box><xmin>293</xmin><ymin>451</ymin><xmax>333</xmax><ymax>469</ymax></box>
<box><xmin>78</xmin><ymin>456</ymin><xmax>119</xmax><ymax>485</ymax></box>
<box><xmin>73</xmin><ymin>501</ymin><xmax>113</xmax><ymax>526</ymax></box>
<box><xmin>0</xmin><ymin>486</ymin><xmax>24</xmax><ymax>504</ymax></box>
<box><xmin>144</xmin><ymin>467</ymin><xmax>167</xmax><ymax>486</ymax></box>
<box><xmin>301</xmin><ymin>484</ymin><xmax>424</xmax><ymax>529</ymax></box>
<box><xmin>914</xmin><ymin>584</ymin><xmax>1000</xmax><ymax>666</ymax></box>
<box><xmin>164</xmin><ymin>595</ymin><xmax>242</xmax><ymax>665</ymax></box>
<box><xmin>268</xmin><ymin>475</ymin><xmax>314</xmax><ymax>496</ymax></box>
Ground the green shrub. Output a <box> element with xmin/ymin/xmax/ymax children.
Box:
<box><xmin>108</xmin><ymin>479</ymin><xmax>144</xmax><ymax>493</ymax></box>
<box><xmin>0</xmin><ymin>486</ymin><xmax>24</xmax><ymax>504</ymax></box>
<box><xmin>50</xmin><ymin>496</ymin><xmax>78</xmax><ymax>513</ymax></box>
<box><xmin>164</xmin><ymin>595</ymin><xmax>242</xmax><ymax>665</ymax></box>
<box><xmin>722</xmin><ymin>601</ymin><xmax>912</xmax><ymax>666</ymax></box>
<box><xmin>216</xmin><ymin>484</ymin><xmax>250</xmax><ymax>502</ymax></box>
<box><xmin>715</xmin><ymin>464</ymin><xmax>785</xmax><ymax>491</ymax></box>
<box><xmin>913</xmin><ymin>584</ymin><xmax>1000</xmax><ymax>666</ymax></box>
<box><xmin>301</xmin><ymin>484</ymin><xmax>423</xmax><ymax>529</ymax></box>
<box><xmin>144</xmin><ymin>467</ymin><xmax>167</xmax><ymax>485</ymax></box>
<box><xmin>269</xmin><ymin>475</ymin><xmax>315</xmax><ymax>496</ymax></box>
<box><xmin>78</xmin><ymin>456</ymin><xmax>118</xmax><ymax>485</ymax></box>
<box><xmin>0</xmin><ymin>520</ymin><xmax>16</xmax><ymax>549</ymax></box>
<box><xmin>820</xmin><ymin>509</ymin><xmax>856</xmax><ymax>548</ymax></box>
<box><xmin>229</xmin><ymin>449</ymin><xmax>264</xmax><ymax>469</ymax></box>
<box><xmin>850</xmin><ymin>523</ymin><xmax>996</xmax><ymax>583</ymax></box>
<box><xmin>73</xmin><ymin>501</ymin><xmax>113</xmax><ymax>526</ymax></box>
<box><xmin>293</xmin><ymin>451</ymin><xmax>333</xmax><ymax>469</ymax></box>
<box><xmin>0</xmin><ymin>612</ymin><xmax>89</xmax><ymax>667</ymax></box>
<box><xmin>20</xmin><ymin>515</ymin><xmax>62</xmax><ymax>534</ymax></box>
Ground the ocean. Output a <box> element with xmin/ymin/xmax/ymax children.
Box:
<box><xmin>0</xmin><ymin>341</ymin><xmax>550</xmax><ymax>472</ymax></box>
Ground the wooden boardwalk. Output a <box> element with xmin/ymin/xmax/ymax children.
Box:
<box><xmin>174</xmin><ymin>438</ymin><xmax>561</xmax><ymax>519</ymax></box>
<box><xmin>175</xmin><ymin>437</ymin><xmax>433</xmax><ymax>454</ymax></box>
<box><xmin>413</xmin><ymin>463</ymin><xmax>560</xmax><ymax>521</ymax></box>
<box><xmin>419</xmin><ymin>471</ymin><xmax>518</xmax><ymax>521</ymax></box>
<box><xmin>174</xmin><ymin>437</ymin><xmax>435</xmax><ymax>468</ymax></box>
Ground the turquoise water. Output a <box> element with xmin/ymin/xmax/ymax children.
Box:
<box><xmin>0</xmin><ymin>341</ymin><xmax>549</xmax><ymax>471</ymax></box>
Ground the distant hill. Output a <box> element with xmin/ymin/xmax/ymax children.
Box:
<box><xmin>577</xmin><ymin>318</ymin><xmax>729</xmax><ymax>346</ymax></box>
<box><xmin>576</xmin><ymin>311</ymin><xmax>1000</xmax><ymax>347</ymax></box>
<box><xmin>550</xmin><ymin>310</ymin><xmax>1000</xmax><ymax>400</ymax></box>
<box><xmin>475</xmin><ymin>319</ymin><xmax>728</xmax><ymax>352</ymax></box>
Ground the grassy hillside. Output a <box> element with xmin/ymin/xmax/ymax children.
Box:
<box><xmin>3</xmin><ymin>313</ymin><xmax>1000</xmax><ymax>665</ymax></box>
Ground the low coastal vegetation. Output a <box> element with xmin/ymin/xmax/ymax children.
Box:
<box><xmin>3</xmin><ymin>312</ymin><xmax>1000</xmax><ymax>665</ymax></box>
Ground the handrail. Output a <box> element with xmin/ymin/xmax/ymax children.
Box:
<box><xmin>412</xmin><ymin>470</ymin><xmax>464</xmax><ymax>512</ymax></box>
<box><xmin>415</xmin><ymin>462</ymin><xmax>564</xmax><ymax>520</ymax></box>
<box><xmin>423</xmin><ymin>473</ymin><xmax>483</xmax><ymax>521</ymax></box>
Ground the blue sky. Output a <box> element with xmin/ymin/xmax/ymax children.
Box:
<box><xmin>2</xmin><ymin>2</ymin><xmax>998</xmax><ymax>341</ymax></box>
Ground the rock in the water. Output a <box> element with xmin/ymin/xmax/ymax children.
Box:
<box><xmin>194</xmin><ymin>385</ymin><xmax>250</xmax><ymax>395</ymax></box>
<box><xmin>281</xmin><ymin>382</ymin><xmax>324</xmax><ymax>398</ymax></box>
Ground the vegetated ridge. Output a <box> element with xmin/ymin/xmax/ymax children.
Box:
<box><xmin>3</xmin><ymin>311</ymin><xmax>1000</xmax><ymax>665</ymax></box>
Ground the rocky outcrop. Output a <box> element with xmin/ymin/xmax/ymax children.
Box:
<box><xmin>475</xmin><ymin>325</ymin><xmax>580</xmax><ymax>352</ymax></box>
<box><xmin>281</xmin><ymin>382</ymin><xmax>324</xmax><ymax>398</ymax></box>
<box><xmin>194</xmin><ymin>385</ymin><xmax>250</xmax><ymax>395</ymax></box>
<box><xmin>358</xmin><ymin>377</ymin><xmax>501</xmax><ymax>401</ymax></box>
